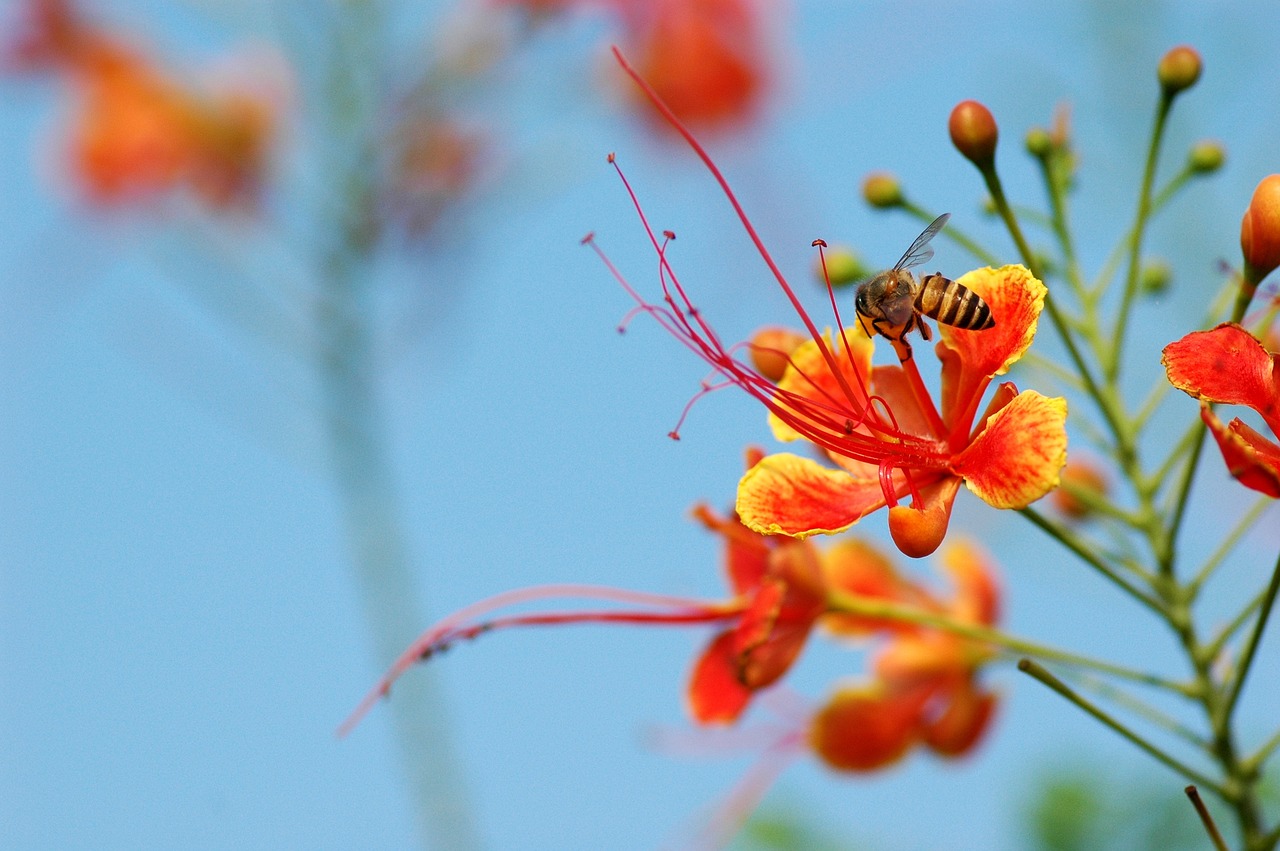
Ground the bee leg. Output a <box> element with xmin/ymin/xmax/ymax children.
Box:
<box><xmin>890</xmin><ymin>335</ymin><xmax>914</xmax><ymax>363</ymax></box>
<box><xmin>917</xmin><ymin>317</ymin><xmax>933</xmax><ymax>342</ymax></box>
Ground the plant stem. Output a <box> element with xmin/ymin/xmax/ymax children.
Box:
<box><xmin>1186</xmin><ymin>785</ymin><xmax>1231</xmax><ymax>851</ymax></box>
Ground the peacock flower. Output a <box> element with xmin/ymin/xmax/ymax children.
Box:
<box><xmin>595</xmin><ymin>53</ymin><xmax>1066</xmax><ymax>558</ymax></box>
<box><xmin>811</xmin><ymin>539</ymin><xmax>1000</xmax><ymax>770</ymax></box>
<box><xmin>1163</xmin><ymin>323</ymin><xmax>1280</xmax><ymax>498</ymax></box>
<box><xmin>735</xmin><ymin>263</ymin><xmax>1068</xmax><ymax>558</ymax></box>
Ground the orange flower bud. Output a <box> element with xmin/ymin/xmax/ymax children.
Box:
<box><xmin>1157</xmin><ymin>45</ymin><xmax>1202</xmax><ymax>95</ymax></box>
<box><xmin>1241</xmin><ymin>174</ymin><xmax>1280</xmax><ymax>284</ymax></box>
<box><xmin>949</xmin><ymin>100</ymin><xmax>998</xmax><ymax>168</ymax></box>
<box><xmin>862</xmin><ymin>171</ymin><xmax>903</xmax><ymax>208</ymax></box>
<box><xmin>749</xmin><ymin>327</ymin><xmax>806</xmax><ymax>382</ymax></box>
<box><xmin>1051</xmin><ymin>459</ymin><xmax>1110</xmax><ymax>521</ymax></box>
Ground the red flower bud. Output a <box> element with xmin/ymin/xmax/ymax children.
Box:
<box><xmin>1157</xmin><ymin>45</ymin><xmax>1202</xmax><ymax>95</ymax></box>
<box><xmin>1241</xmin><ymin>174</ymin><xmax>1280</xmax><ymax>284</ymax></box>
<box><xmin>949</xmin><ymin>100</ymin><xmax>998</xmax><ymax>168</ymax></box>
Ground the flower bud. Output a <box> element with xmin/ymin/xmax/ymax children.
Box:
<box><xmin>749</xmin><ymin>327</ymin><xmax>806</xmax><ymax>382</ymax></box>
<box><xmin>1139</xmin><ymin>260</ymin><xmax>1172</xmax><ymax>296</ymax></box>
<box><xmin>813</xmin><ymin>245</ymin><xmax>869</xmax><ymax>288</ymax></box>
<box><xmin>1024</xmin><ymin>127</ymin><xmax>1052</xmax><ymax>159</ymax></box>
<box><xmin>862</xmin><ymin>172</ymin><xmax>903</xmax><ymax>209</ymax></box>
<box><xmin>1051</xmin><ymin>460</ymin><xmax>1110</xmax><ymax>521</ymax></box>
<box><xmin>1188</xmin><ymin>140</ymin><xmax>1225</xmax><ymax>174</ymax></box>
<box><xmin>1241</xmin><ymin>174</ymin><xmax>1280</xmax><ymax>284</ymax></box>
<box><xmin>949</xmin><ymin>100</ymin><xmax>998</xmax><ymax>168</ymax></box>
<box><xmin>1157</xmin><ymin>45</ymin><xmax>1202</xmax><ymax>95</ymax></box>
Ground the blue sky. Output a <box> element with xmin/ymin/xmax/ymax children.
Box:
<box><xmin>4</xmin><ymin>2</ymin><xmax>1280</xmax><ymax>849</ymax></box>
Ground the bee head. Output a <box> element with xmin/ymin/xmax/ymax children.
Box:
<box><xmin>854</xmin><ymin>286</ymin><xmax>871</xmax><ymax>317</ymax></box>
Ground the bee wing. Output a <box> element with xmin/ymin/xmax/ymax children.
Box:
<box><xmin>892</xmin><ymin>213</ymin><xmax>950</xmax><ymax>271</ymax></box>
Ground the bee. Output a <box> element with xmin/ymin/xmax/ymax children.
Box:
<box><xmin>853</xmin><ymin>213</ymin><xmax>994</xmax><ymax>361</ymax></box>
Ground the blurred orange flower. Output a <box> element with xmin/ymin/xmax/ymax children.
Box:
<box><xmin>8</xmin><ymin>0</ymin><xmax>277</xmax><ymax>208</ymax></box>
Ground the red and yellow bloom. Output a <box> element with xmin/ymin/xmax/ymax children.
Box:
<box><xmin>736</xmin><ymin>264</ymin><xmax>1067</xmax><ymax>557</ymax></box>
<box><xmin>1163</xmin><ymin>323</ymin><xmax>1280</xmax><ymax>498</ymax></box>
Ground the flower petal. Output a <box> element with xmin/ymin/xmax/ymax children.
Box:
<box><xmin>888</xmin><ymin>477</ymin><xmax>961</xmax><ymax>558</ymax></box>
<box><xmin>821</xmin><ymin>539</ymin><xmax>933</xmax><ymax>637</ymax></box>
<box><xmin>691</xmin><ymin>503</ymin><xmax>770</xmax><ymax>596</ymax></box>
<box><xmin>923</xmin><ymin>681</ymin><xmax>997</xmax><ymax>758</ymax></box>
<box><xmin>939</xmin><ymin>539</ymin><xmax>1001</xmax><ymax>627</ymax></box>
<box><xmin>936</xmin><ymin>265</ymin><xmax>1046</xmax><ymax>423</ymax></box>
<box><xmin>687</xmin><ymin>630</ymin><xmax>754</xmax><ymax>725</ymax></box>
<box><xmin>736</xmin><ymin>452</ymin><xmax>885</xmax><ymax>538</ymax></box>
<box><xmin>769</xmin><ymin>327</ymin><xmax>874</xmax><ymax>442</ymax></box>
<box><xmin>1202</xmin><ymin>406</ymin><xmax>1280</xmax><ymax>498</ymax></box>
<box><xmin>953</xmin><ymin>390</ymin><xmax>1068</xmax><ymax>509</ymax></box>
<box><xmin>1163</xmin><ymin>323</ymin><xmax>1280</xmax><ymax>434</ymax></box>
<box><xmin>808</xmin><ymin>682</ymin><xmax>925</xmax><ymax>772</ymax></box>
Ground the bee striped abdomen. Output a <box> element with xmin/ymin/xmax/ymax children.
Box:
<box><xmin>915</xmin><ymin>273</ymin><xmax>995</xmax><ymax>331</ymax></box>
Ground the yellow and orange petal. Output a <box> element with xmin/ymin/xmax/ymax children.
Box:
<box><xmin>736</xmin><ymin>452</ymin><xmax>893</xmax><ymax>538</ymax></box>
<box><xmin>808</xmin><ymin>683</ymin><xmax>925</xmax><ymax>772</ymax></box>
<box><xmin>936</xmin><ymin>265</ymin><xmax>1047</xmax><ymax>424</ymax></box>
<box><xmin>952</xmin><ymin>388</ymin><xmax>1068</xmax><ymax>509</ymax></box>
<box><xmin>768</xmin><ymin>327</ymin><xmax>874</xmax><ymax>442</ymax></box>
<box><xmin>937</xmin><ymin>539</ymin><xmax>1001</xmax><ymax>627</ymax></box>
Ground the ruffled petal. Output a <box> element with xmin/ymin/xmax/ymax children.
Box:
<box><xmin>1163</xmin><ymin>323</ymin><xmax>1280</xmax><ymax>434</ymax></box>
<box><xmin>936</xmin><ymin>265</ymin><xmax>1046</xmax><ymax>423</ymax></box>
<box><xmin>954</xmin><ymin>390</ymin><xmax>1068</xmax><ymax>509</ymax></box>
<box><xmin>1202</xmin><ymin>406</ymin><xmax>1280</xmax><ymax>498</ymax></box>
<box><xmin>687</xmin><ymin>630</ymin><xmax>754</xmax><ymax>725</ymax></box>
<box><xmin>736</xmin><ymin>452</ymin><xmax>885</xmax><ymax>538</ymax></box>
<box><xmin>769</xmin><ymin>327</ymin><xmax>874</xmax><ymax>442</ymax></box>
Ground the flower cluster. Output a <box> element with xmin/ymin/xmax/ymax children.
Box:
<box><xmin>6</xmin><ymin>0</ymin><xmax>279</xmax><ymax>208</ymax></box>
<box><xmin>341</xmin><ymin>451</ymin><xmax>1003</xmax><ymax>800</ymax></box>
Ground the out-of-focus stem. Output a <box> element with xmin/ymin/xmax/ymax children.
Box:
<box><xmin>317</xmin><ymin>3</ymin><xmax>479</xmax><ymax>848</ymax></box>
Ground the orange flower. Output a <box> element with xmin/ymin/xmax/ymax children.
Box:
<box><xmin>623</xmin><ymin>0</ymin><xmax>767</xmax><ymax>131</ymax></box>
<box><xmin>735</xmin><ymin>263</ymin><xmax>1067</xmax><ymax>557</ymax></box>
<box><xmin>8</xmin><ymin>0</ymin><xmax>276</xmax><ymax>208</ymax></box>
<box><xmin>1163</xmin><ymin>323</ymin><xmax>1280</xmax><ymax>498</ymax></box>
<box><xmin>811</xmin><ymin>540</ymin><xmax>1000</xmax><ymax>770</ymax></box>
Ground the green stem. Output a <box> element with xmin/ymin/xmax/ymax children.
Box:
<box><xmin>1017</xmin><ymin>659</ymin><xmax>1225</xmax><ymax>795</ymax></box>
<box><xmin>1220</xmin><ymin>548</ymin><xmax>1280</xmax><ymax>726</ymax></box>
<box><xmin>824</xmin><ymin>591</ymin><xmax>1189</xmax><ymax>693</ymax></box>
<box><xmin>1108</xmin><ymin>93</ymin><xmax>1173</xmax><ymax>382</ymax></box>
<box><xmin>1189</xmin><ymin>497</ymin><xmax>1275</xmax><ymax>597</ymax></box>
<box><xmin>1019</xmin><ymin>508</ymin><xmax>1163</xmax><ymax>613</ymax></box>
<box><xmin>901</xmin><ymin>200</ymin><xmax>1000</xmax><ymax>266</ymax></box>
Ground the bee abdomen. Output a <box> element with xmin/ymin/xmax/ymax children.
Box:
<box><xmin>915</xmin><ymin>273</ymin><xmax>995</xmax><ymax>330</ymax></box>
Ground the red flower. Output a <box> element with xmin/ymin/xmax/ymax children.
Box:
<box><xmin>811</xmin><ymin>539</ymin><xmax>1000</xmax><ymax>770</ymax></box>
<box><xmin>1163</xmin><ymin>323</ymin><xmax>1280</xmax><ymax>498</ymax></box>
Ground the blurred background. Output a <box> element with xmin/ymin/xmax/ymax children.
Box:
<box><xmin>3</xmin><ymin>1</ymin><xmax>1280</xmax><ymax>848</ymax></box>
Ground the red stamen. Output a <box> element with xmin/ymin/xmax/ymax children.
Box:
<box><xmin>338</xmin><ymin>583</ymin><xmax>741</xmax><ymax>738</ymax></box>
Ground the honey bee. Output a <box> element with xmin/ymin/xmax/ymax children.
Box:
<box><xmin>854</xmin><ymin>213</ymin><xmax>994</xmax><ymax>361</ymax></box>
